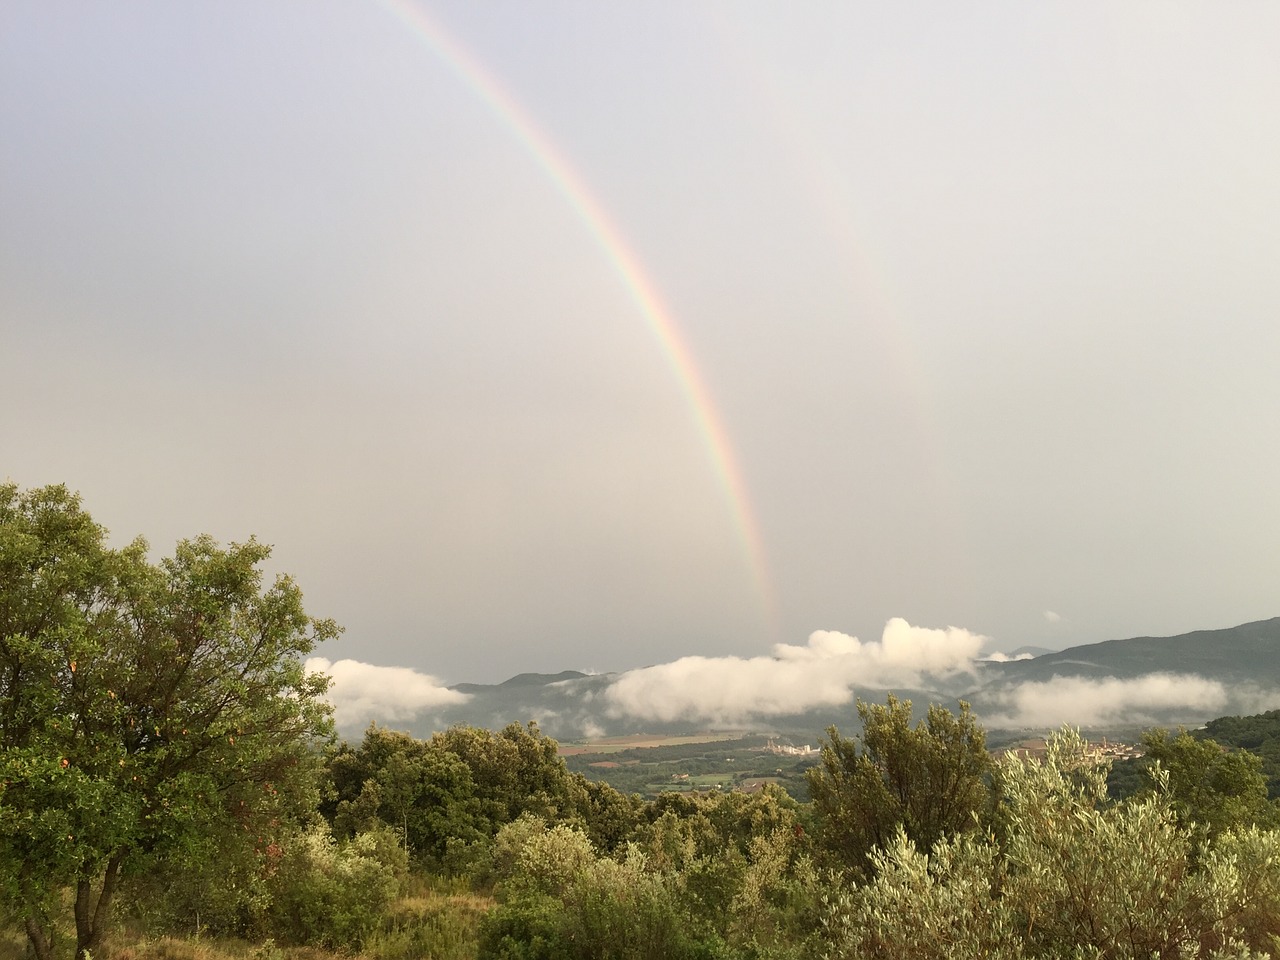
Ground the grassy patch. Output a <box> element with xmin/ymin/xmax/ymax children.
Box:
<box><xmin>366</xmin><ymin>881</ymin><xmax>492</xmax><ymax>960</ymax></box>
<box><xmin>0</xmin><ymin>878</ymin><xmax>494</xmax><ymax>960</ymax></box>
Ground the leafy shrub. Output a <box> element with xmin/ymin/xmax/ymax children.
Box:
<box><xmin>481</xmin><ymin>819</ymin><xmax>712</xmax><ymax>960</ymax></box>
<box><xmin>478</xmin><ymin>894</ymin><xmax>572</xmax><ymax>960</ymax></box>
<box><xmin>823</xmin><ymin>830</ymin><xmax>1020</xmax><ymax>960</ymax></box>
<box><xmin>823</xmin><ymin>728</ymin><xmax>1280</xmax><ymax>960</ymax></box>
<box><xmin>267</xmin><ymin>825</ymin><xmax>405</xmax><ymax>949</ymax></box>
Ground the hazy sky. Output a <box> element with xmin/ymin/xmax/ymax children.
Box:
<box><xmin>5</xmin><ymin>2</ymin><xmax>1279</xmax><ymax>685</ymax></box>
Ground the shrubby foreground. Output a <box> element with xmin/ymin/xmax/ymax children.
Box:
<box><xmin>4</xmin><ymin>483</ymin><xmax>1280</xmax><ymax>960</ymax></box>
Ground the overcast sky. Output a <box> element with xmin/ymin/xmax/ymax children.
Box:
<box><xmin>4</xmin><ymin>2</ymin><xmax>1279</xmax><ymax>685</ymax></box>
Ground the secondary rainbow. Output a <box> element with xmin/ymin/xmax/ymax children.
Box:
<box><xmin>378</xmin><ymin>0</ymin><xmax>778</xmax><ymax>630</ymax></box>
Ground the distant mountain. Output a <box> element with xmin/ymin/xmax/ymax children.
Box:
<box><xmin>451</xmin><ymin>670</ymin><xmax>590</xmax><ymax>695</ymax></box>
<box><xmin>981</xmin><ymin>618</ymin><xmax>1280</xmax><ymax>686</ymax></box>
<box><xmin>373</xmin><ymin>618</ymin><xmax>1280</xmax><ymax>743</ymax></box>
<box><xmin>957</xmin><ymin>618</ymin><xmax>1280</xmax><ymax>734</ymax></box>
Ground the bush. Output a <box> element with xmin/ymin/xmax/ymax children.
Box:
<box><xmin>267</xmin><ymin>825</ymin><xmax>406</xmax><ymax>949</ymax></box>
<box><xmin>481</xmin><ymin>819</ymin><xmax>713</xmax><ymax>960</ymax></box>
<box><xmin>823</xmin><ymin>728</ymin><xmax>1280</xmax><ymax>960</ymax></box>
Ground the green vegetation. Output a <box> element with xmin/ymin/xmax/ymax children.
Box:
<box><xmin>1203</xmin><ymin>710</ymin><xmax>1280</xmax><ymax>799</ymax></box>
<box><xmin>1109</xmin><ymin>718</ymin><xmax>1280</xmax><ymax>834</ymax></box>
<box><xmin>807</xmin><ymin>696</ymin><xmax>992</xmax><ymax>875</ymax></box>
<box><xmin>7</xmin><ymin>483</ymin><xmax>1280</xmax><ymax>960</ymax></box>
<box><xmin>0</xmin><ymin>484</ymin><xmax>335</xmax><ymax>960</ymax></box>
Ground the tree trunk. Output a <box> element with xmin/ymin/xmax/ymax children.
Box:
<box><xmin>74</xmin><ymin>851</ymin><xmax>126</xmax><ymax>960</ymax></box>
<box><xmin>25</xmin><ymin>914</ymin><xmax>54</xmax><ymax>960</ymax></box>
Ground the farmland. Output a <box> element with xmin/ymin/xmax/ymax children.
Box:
<box><xmin>559</xmin><ymin>732</ymin><xmax>820</xmax><ymax>799</ymax></box>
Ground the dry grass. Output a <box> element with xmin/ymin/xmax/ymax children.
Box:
<box><xmin>0</xmin><ymin>926</ymin><xmax>28</xmax><ymax>960</ymax></box>
<box><xmin>3</xmin><ymin>879</ymin><xmax>495</xmax><ymax>960</ymax></box>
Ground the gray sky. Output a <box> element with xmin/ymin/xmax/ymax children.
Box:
<box><xmin>5</xmin><ymin>2</ymin><xmax>1279</xmax><ymax>686</ymax></box>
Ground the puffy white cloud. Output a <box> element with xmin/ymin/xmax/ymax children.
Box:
<box><xmin>305</xmin><ymin>657</ymin><xmax>470</xmax><ymax>730</ymax></box>
<box><xmin>981</xmin><ymin>651</ymin><xmax>1035</xmax><ymax>663</ymax></box>
<box><xmin>603</xmin><ymin>618</ymin><xmax>988</xmax><ymax>725</ymax></box>
<box><xmin>980</xmin><ymin>673</ymin><xmax>1229</xmax><ymax>729</ymax></box>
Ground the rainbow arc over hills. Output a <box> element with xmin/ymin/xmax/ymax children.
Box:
<box><xmin>379</xmin><ymin>1</ymin><xmax>778</xmax><ymax>631</ymax></box>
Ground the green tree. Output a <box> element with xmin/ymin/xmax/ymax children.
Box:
<box><xmin>574</xmin><ymin>777</ymin><xmax>643</xmax><ymax>854</ymax></box>
<box><xmin>807</xmin><ymin>696</ymin><xmax>992</xmax><ymax>874</ymax></box>
<box><xmin>430</xmin><ymin>721</ymin><xmax>588</xmax><ymax>831</ymax></box>
<box><xmin>0</xmin><ymin>483</ymin><xmax>336</xmax><ymax>960</ymax></box>
<box><xmin>994</xmin><ymin>730</ymin><xmax>1230</xmax><ymax>959</ymax></box>
<box><xmin>325</xmin><ymin>722</ymin><xmax>640</xmax><ymax>876</ymax></box>
<box><xmin>825</xmin><ymin>728</ymin><xmax>1277</xmax><ymax>960</ymax></box>
<box><xmin>1137</xmin><ymin>728</ymin><xmax>1276</xmax><ymax>841</ymax></box>
<box><xmin>326</xmin><ymin>725</ymin><xmax>486</xmax><ymax>864</ymax></box>
<box><xmin>823</xmin><ymin>830</ymin><xmax>1021</xmax><ymax>960</ymax></box>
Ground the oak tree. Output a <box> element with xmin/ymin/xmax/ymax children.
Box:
<box><xmin>0</xmin><ymin>484</ymin><xmax>336</xmax><ymax>960</ymax></box>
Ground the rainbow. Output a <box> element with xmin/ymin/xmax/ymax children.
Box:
<box><xmin>378</xmin><ymin>0</ymin><xmax>779</xmax><ymax>631</ymax></box>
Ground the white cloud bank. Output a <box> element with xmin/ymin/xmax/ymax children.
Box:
<box><xmin>307</xmin><ymin>621</ymin><xmax>1278</xmax><ymax>736</ymax></box>
<box><xmin>981</xmin><ymin>651</ymin><xmax>1035</xmax><ymax>663</ymax></box>
<box><xmin>981</xmin><ymin>673</ymin><xmax>1229</xmax><ymax>729</ymax></box>
<box><xmin>305</xmin><ymin>657</ymin><xmax>470</xmax><ymax>730</ymax></box>
<box><xmin>603</xmin><ymin>618</ymin><xmax>988</xmax><ymax>725</ymax></box>
<box><xmin>977</xmin><ymin>670</ymin><xmax>1280</xmax><ymax>732</ymax></box>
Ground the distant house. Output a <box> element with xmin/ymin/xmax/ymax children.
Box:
<box><xmin>765</xmin><ymin>738</ymin><xmax>818</xmax><ymax>757</ymax></box>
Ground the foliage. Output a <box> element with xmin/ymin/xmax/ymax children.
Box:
<box><xmin>576</xmin><ymin>777</ymin><xmax>645</xmax><ymax>853</ymax></box>
<box><xmin>480</xmin><ymin>820</ymin><xmax>705</xmax><ymax>960</ymax></box>
<box><xmin>824</xmin><ymin>727</ymin><xmax>1280</xmax><ymax>960</ymax></box>
<box><xmin>324</xmin><ymin>721</ymin><xmax>640</xmax><ymax>869</ymax></box>
<box><xmin>0</xmin><ymin>483</ymin><xmax>336</xmax><ymax>960</ymax></box>
<box><xmin>265</xmin><ymin>825</ymin><xmax>406</xmax><ymax>950</ymax></box>
<box><xmin>724</xmin><ymin>825</ymin><xmax>825</xmax><ymax>959</ymax></box>
<box><xmin>807</xmin><ymin>696</ymin><xmax>992</xmax><ymax>875</ymax></box>
<box><xmin>428</xmin><ymin>722</ymin><xmax>588</xmax><ymax>830</ymax></box>
<box><xmin>1138</xmin><ymin>728</ymin><xmax>1277</xmax><ymax>841</ymax></box>
<box><xmin>1204</xmin><ymin>825</ymin><xmax>1280</xmax><ymax>955</ymax></box>
<box><xmin>117</xmin><ymin>814</ymin><xmax>281</xmax><ymax>939</ymax></box>
<box><xmin>1113</xmin><ymin>710</ymin><xmax>1280</xmax><ymax>806</ymax></box>
<box><xmin>487</xmin><ymin>787</ymin><xmax>819</xmax><ymax>959</ymax></box>
<box><xmin>626</xmin><ymin>785</ymin><xmax>815</xmax><ymax>941</ymax></box>
<box><xmin>326</xmin><ymin>726</ymin><xmax>487</xmax><ymax>864</ymax></box>
<box><xmin>997</xmin><ymin>731</ymin><xmax>1233</xmax><ymax>959</ymax></box>
<box><xmin>1199</xmin><ymin>711</ymin><xmax>1280</xmax><ymax>801</ymax></box>
<box><xmin>364</xmin><ymin>876</ymin><xmax>492</xmax><ymax>960</ymax></box>
<box><xmin>822</xmin><ymin>830</ymin><xmax>1021</xmax><ymax>960</ymax></box>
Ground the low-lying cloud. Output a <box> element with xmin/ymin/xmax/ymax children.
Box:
<box><xmin>305</xmin><ymin>657</ymin><xmax>470</xmax><ymax>730</ymax></box>
<box><xmin>980</xmin><ymin>673</ymin><xmax>1230</xmax><ymax>729</ymax></box>
<box><xmin>603</xmin><ymin>618</ymin><xmax>987</xmax><ymax>725</ymax></box>
<box><xmin>981</xmin><ymin>651</ymin><xmax>1035</xmax><ymax>663</ymax></box>
<box><xmin>307</xmin><ymin>621</ymin><xmax>1276</xmax><ymax>738</ymax></box>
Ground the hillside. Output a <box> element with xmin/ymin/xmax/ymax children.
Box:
<box><xmin>981</xmin><ymin>618</ymin><xmax>1280</xmax><ymax>685</ymax></box>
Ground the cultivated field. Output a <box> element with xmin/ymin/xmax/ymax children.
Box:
<box><xmin>556</xmin><ymin>732</ymin><xmax>745</xmax><ymax>755</ymax></box>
